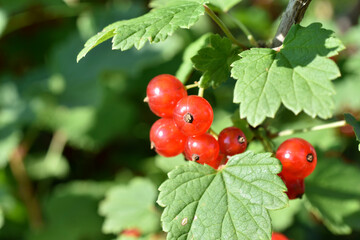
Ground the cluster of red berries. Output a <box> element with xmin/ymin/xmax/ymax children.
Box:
<box><xmin>146</xmin><ymin>74</ymin><xmax>248</xmax><ymax>169</ymax></box>
<box><xmin>276</xmin><ymin>138</ymin><xmax>317</xmax><ymax>199</ymax></box>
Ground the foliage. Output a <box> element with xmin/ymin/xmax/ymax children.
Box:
<box><xmin>158</xmin><ymin>152</ymin><xmax>287</xmax><ymax>239</ymax></box>
<box><xmin>231</xmin><ymin>23</ymin><xmax>344</xmax><ymax>127</ymax></box>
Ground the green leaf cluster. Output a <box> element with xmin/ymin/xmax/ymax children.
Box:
<box><xmin>158</xmin><ymin>151</ymin><xmax>287</xmax><ymax>239</ymax></box>
<box><xmin>99</xmin><ymin>178</ymin><xmax>160</xmax><ymax>235</ymax></box>
<box><xmin>77</xmin><ymin>0</ymin><xmax>209</xmax><ymax>62</ymax></box>
<box><xmin>231</xmin><ymin>23</ymin><xmax>345</xmax><ymax>127</ymax></box>
<box><xmin>192</xmin><ymin>34</ymin><xmax>240</xmax><ymax>88</ymax></box>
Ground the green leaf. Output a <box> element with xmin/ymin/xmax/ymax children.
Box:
<box><xmin>231</xmin><ymin>23</ymin><xmax>345</xmax><ymax>127</ymax></box>
<box><xmin>334</xmin><ymin>52</ymin><xmax>360</xmax><ymax>112</ymax></box>
<box><xmin>208</xmin><ymin>0</ymin><xmax>242</xmax><ymax>12</ymax></box>
<box><xmin>27</xmin><ymin>181</ymin><xmax>111</xmax><ymax>240</ymax></box>
<box><xmin>192</xmin><ymin>34</ymin><xmax>240</xmax><ymax>88</ymax></box>
<box><xmin>270</xmin><ymin>199</ymin><xmax>302</xmax><ymax>232</ymax></box>
<box><xmin>99</xmin><ymin>178</ymin><xmax>160</xmax><ymax>235</ymax></box>
<box><xmin>344</xmin><ymin>113</ymin><xmax>360</xmax><ymax>151</ymax></box>
<box><xmin>26</xmin><ymin>154</ymin><xmax>69</xmax><ymax>180</ymax></box>
<box><xmin>175</xmin><ymin>33</ymin><xmax>211</xmax><ymax>82</ymax></box>
<box><xmin>155</xmin><ymin>154</ymin><xmax>187</xmax><ymax>173</ymax></box>
<box><xmin>158</xmin><ymin>151</ymin><xmax>288</xmax><ymax>240</ymax></box>
<box><xmin>305</xmin><ymin>156</ymin><xmax>360</xmax><ymax>234</ymax></box>
<box><xmin>154</xmin><ymin>0</ymin><xmax>241</xmax><ymax>11</ymax></box>
<box><xmin>0</xmin><ymin>207</ymin><xmax>3</xmax><ymax>230</ymax></box>
<box><xmin>77</xmin><ymin>0</ymin><xmax>208</xmax><ymax>62</ymax></box>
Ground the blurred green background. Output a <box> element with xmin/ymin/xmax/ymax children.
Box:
<box><xmin>0</xmin><ymin>0</ymin><xmax>360</xmax><ymax>239</ymax></box>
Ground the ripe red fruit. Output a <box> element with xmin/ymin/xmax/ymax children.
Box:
<box><xmin>146</xmin><ymin>74</ymin><xmax>187</xmax><ymax>118</ymax></box>
<box><xmin>217</xmin><ymin>153</ymin><xmax>228</xmax><ymax>167</ymax></box>
<box><xmin>280</xmin><ymin>175</ymin><xmax>305</xmax><ymax>199</ymax></box>
<box><xmin>184</xmin><ymin>133</ymin><xmax>219</xmax><ymax>169</ymax></box>
<box><xmin>173</xmin><ymin>95</ymin><xmax>213</xmax><ymax>136</ymax></box>
<box><xmin>272</xmin><ymin>232</ymin><xmax>289</xmax><ymax>240</ymax></box>
<box><xmin>276</xmin><ymin>138</ymin><xmax>317</xmax><ymax>179</ymax></box>
<box><xmin>218</xmin><ymin>127</ymin><xmax>247</xmax><ymax>156</ymax></box>
<box><xmin>150</xmin><ymin>118</ymin><xmax>186</xmax><ymax>157</ymax></box>
<box><xmin>122</xmin><ymin>228</ymin><xmax>141</xmax><ymax>237</ymax></box>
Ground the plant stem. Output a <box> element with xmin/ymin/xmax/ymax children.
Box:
<box><xmin>272</xmin><ymin>120</ymin><xmax>347</xmax><ymax>138</ymax></box>
<box><xmin>185</xmin><ymin>82</ymin><xmax>199</xmax><ymax>90</ymax></box>
<box><xmin>208</xmin><ymin>128</ymin><xmax>218</xmax><ymax>140</ymax></box>
<box><xmin>198</xmin><ymin>87</ymin><xmax>204</xmax><ymax>97</ymax></box>
<box><xmin>226</xmin><ymin>13</ymin><xmax>258</xmax><ymax>47</ymax></box>
<box><xmin>255</xmin><ymin>128</ymin><xmax>275</xmax><ymax>153</ymax></box>
<box><xmin>9</xmin><ymin>143</ymin><xmax>43</xmax><ymax>229</ymax></box>
<box><xmin>272</xmin><ymin>0</ymin><xmax>313</xmax><ymax>48</ymax></box>
<box><xmin>44</xmin><ymin>130</ymin><xmax>67</xmax><ymax>163</ymax></box>
<box><xmin>204</xmin><ymin>5</ymin><xmax>246</xmax><ymax>49</ymax></box>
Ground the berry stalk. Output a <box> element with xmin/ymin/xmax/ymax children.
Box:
<box><xmin>271</xmin><ymin>120</ymin><xmax>347</xmax><ymax>138</ymax></box>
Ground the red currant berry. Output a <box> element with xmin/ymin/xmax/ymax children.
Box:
<box><xmin>150</xmin><ymin>118</ymin><xmax>186</xmax><ymax>157</ymax></box>
<box><xmin>122</xmin><ymin>228</ymin><xmax>141</xmax><ymax>237</ymax></box>
<box><xmin>217</xmin><ymin>153</ymin><xmax>229</xmax><ymax>168</ymax></box>
<box><xmin>146</xmin><ymin>74</ymin><xmax>187</xmax><ymax>118</ymax></box>
<box><xmin>173</xmin><ymin>95</ymin><xmax>213</xmax><ymax>136</ymax></box>
<box><xmin>271</xmin><ymin>232</ymin><xmax>289</xmax><ymax>240</ymax></box>
<box><xmin>218</xmin><ymin>127</ymin><xmax>247</xmax><ymax>156</ymax></box>
<box><xmin>276</xmin><ymin>138</ymin><xmax>317</xmax><ymax>179</ymax></box>
<box><xmin>184</xmin><ymin>133</ymin><xmax>219</xmax><ymax>169</ymax></box>
<box><xmin>280</xmin><ymin>175</ymin><xmax>305</xmax><ymax>200</ymax></box>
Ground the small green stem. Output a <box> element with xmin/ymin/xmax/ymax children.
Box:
<box><xmin>271</xmin><ymin>120</ymin><xmax>347</xmax><ymax>138</ymax></box>
<box><xmin>198</xmin><ymin>87</ymin><xmax>204</xmax><ymax>97</ymax></box>
<box><xmin>208</xmin><ymin>128</ymin><xmax>218</xmax><ymax>140</ymax></box>
<box><xmin>226</xmin><ymin>13</ymin><xmax>259</xmax><ymax>47</ymax></box>
<box><xmin>186</xmin><ymin>82</ymin><xmax>199</xmax><ymax>90</ymax></box>
<box><xmin>204</xmin><ymin>5</ymin><xmax>246</xmax><ymax>49</ymax></box>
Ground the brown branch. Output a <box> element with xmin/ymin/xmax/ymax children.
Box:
<box><xmin>9</xmin><ymin>143</ymin><xmax>43</xmax><ymax>229</ymax></box>
<box><xmin>272</xmin><ymin>0</ymin><xmax>313</xmax><ymax>48</ymax></box>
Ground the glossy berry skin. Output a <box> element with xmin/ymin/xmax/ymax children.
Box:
<box><xmin>146</xmin><ymin>74</ymin><xmax>187</xmax><ymax>117</ymax></box>
<box><xmin>280</xmin><ymin>174</ymin><xmax>305</xmax><ymax>199</ymax></box>
<box><xmin>150</xmin><ymin>118</ymin><xmax>186</xmax><ymax>157</ymax></box>
<box><xmin>217</xmin><ymin>153</ymin><xmax>229</xmax><ymax>168</ymax></box>
<box><xmin>184</xmin><ymin>133</ymin><xmax>219</xmax><ymax>169</ymax></box>
<box><xmin>218</xmin><ymin>127</ymin><xmax>247</xmax><ymax>156</ymax></box>
<box><xmin>173</xmin><ymin>95</ymin><xmax>213</xmax><ymax>136</ymax></box>
<box><xmin>272</xmin><ymin>232</ymin><xmax>289</xmax><ymax>240</ymax></box>
<box><xmin>276</xmin><ymin>138</ymin><xmax>317</xmax><ymax>179</ymax></box>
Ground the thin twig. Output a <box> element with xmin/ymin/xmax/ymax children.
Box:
<box><xmin>272</xmin><ymin>0</ymin><xmax>312</xmax><ymax>48</ymax></box>
<box><xmin>271</xmin><ymin>120</ymin><xmax>347</xmax><ymax>138</ymax></box>
<box><xmin>9</xmin><ymin>144</ymin><xmax>43</xmax><ymax>229</ymax></box>
<box><xmin>198</xmin><ymin>87</ymin><xmax>204</xmax><ymax>97</ymax></box>
<box><xmin>44</xmin><ymin>130</ymin><xmax>67</xmax><ymax>163</ymax></box>
<box><xmin>226</xmin><ymin>13</ymin><xmax>259</xmax><ymax>47</ymax></box>
<box><xmin>208</xmin><ymin>128</ymin><xmax>218</xmax><ymax>140</ymax></box>
<box><xmin>185</xmin><ymin>82</ymin><xmax>199</xmax><ymax>90</ymax></box>
<box><xmin>204</xmin><ymin>5</ymin><xmax>246</xmax><ymax>49</ymax></box>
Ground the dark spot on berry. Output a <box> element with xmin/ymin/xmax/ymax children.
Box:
<box><xmin>192</xmin><ymin>154</ymin><xmax>200</xmax><ymax>162</ymax></box>
<box><xmin>237</xmin><ymin>136</ymin><xmax>246</xmax><ymax>144</ymax></box>
<box><xmin>306</xmin><ymin>153</ymin><xmax>314</xmax><ymax>162</ymax></box>
<box><xmin>184</xmin><ymin>113</ymin><xmax>194</xmax><ymax>123</ymax></box>
<box><xmin>297</xmin><ymin>193</ymin><xmax>304</xmax><ymax>199</ymax></box>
